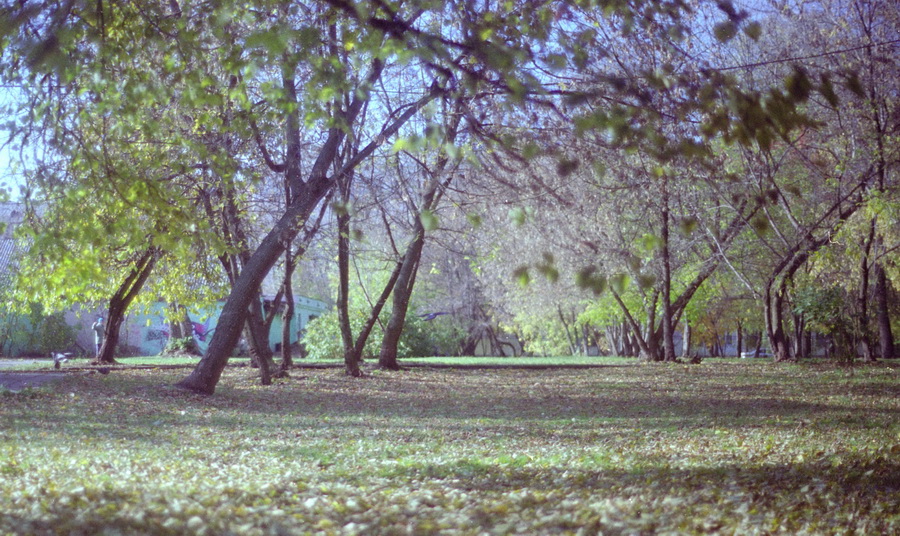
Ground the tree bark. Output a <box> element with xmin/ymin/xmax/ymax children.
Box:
<box><xmin>858</xmin><ymin>222</ymin><xmax>876</xmax><ymax>361</ymax></box>
<box><xmin>765</xmin><ymin>283</ymin><xmax>793</xmax><ymax>362</ymax></box>
<box><xmin>94</xmin><ymin>247</ymin><xmax>159</xmax><ymax>365</ymax></box>
<box><xmin>558</xmin><ymin>305</ymin><xmax>577</xmax><ymax>356</ymax></box>
<box><xmin>378</xmin><ymin>229</ymin><xmax>425</xmax><ymax>370</ymax></box>
<box><xmin>175</xmin><ymin>189</ymin><xmax>329</xmax><ymax>394</ymax></box>
<box><xmin>873</xmin><ymin>258</ymin><xmax>895</xmax><ymax>359</ymax></box>
<box><xmin>660</xmin><ymin>178</ymin><xmax>677</xmax><ymax>362</ymax></box>
<box><xmin>176</xmin><ymin>62</ymin><xmax>438</xmax><ymax>394</ymax></box>
<box><xmin>377</xmin><ymin>99</ymin><xmax>462</xmax><ymax>370</ymax></box>
<box><xmin>336</xmin><ymin>206</ymin><xmax>362</xmax><ymax>377</ymax></box>
<box><xmin>245</xmin><ymin>291</ymin><xmax>275</xmax><ymax>385</ymax></box>
<box><xmin>279</xmin><ymin>245</ymin><xmax>295</xmax><ymax>373</ymax></box>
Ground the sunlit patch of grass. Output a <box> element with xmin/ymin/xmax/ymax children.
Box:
<box><xmin>1</xmin><ymin>362</ymin><xmax>898</xmax><ymax>534</ymax></box>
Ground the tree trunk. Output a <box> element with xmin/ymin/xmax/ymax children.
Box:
<box><xmin>736</xmin><ymin>322</ymin><xmax>743</xmax><ymax>357</ymax></box>
<box><xmin>558</xmin><ymin>305</ymin><xmax>577</xmax><ymax>355</ymax></box>
<box><xmin>377</xmin><ymin>99</ymin><xmax>462</xmax><ymax>370</ymax></box>
<box><xmin>175</xmin><ymin>193</ymin><xmax>324</xmax><ymax>394</ymax></box>
<box><xmin>175</xmin><ymin>62</ymin><xmax>434</xmax><ymax>394</ymax></box>
<box><xmin>336</xmin><ymin>208</ymin><xmax>361</xmax><ymax>377</ymax></box>
<box><xmin>792</xmin><ymin>312</ymin><xmax>807</xmax><ymax>359</ymax></box>
<box><xmin>280</xmin><ymin>246</ymin><xmax>295</xmax><ymax>373</ymax></box>
<box><xmin>765</xmin><ymin>283</ymin><xmax>792</xmax><ymax>362</ymax></box>
<box><xmin>94</xmin><ymin>247</ymin><xmax>159</xmax><ymax>365</ymax></box>
<box><xmin>660</xmin><ymin>179</ymin><xmax>677</xmax><ymax>363</ymax></box>
<box><xmin>858</xmin><ymin>223</ymin><xmax>876</xmax><ymax>361</ymax></box>
<box><xmin>166</xmin><ymin>304</ymin><xmax>199</xmax><ymax>355</ymax></box>
<box><xmin>605</xmin><ymin>325</ymin><xmax>621</xmax><ymax>356</ymax></box>
<box><xmin>873</xmin><ymin>259</ymin><xmax>895</xmax><ymax>359</ymax></box>
<box><xmin>169</xmin><ymin>303</ymin><xmax>185</xmax><ymax>339</ymax></box>
<box><xmin>378</xmin><ymin>229</ymin><xmax>425</xmax><ymax>370</ymax></box>
<box><xmin>245</xmin><ymin>292</ymin><xmax>275</xmax><ymax>385</ymax></box>
<box><xmin>611</xmin><ymin>289</ymin><xmax>657</xmax><ymax>360</ymax></box>
<box><xmin>581</xmin><ymin>323</ymin><xmax>591</xmax><ymax>356</ymax></box>
<box><xmin>682</xmin><ymin>321</ymin><xmax>691</xmax><ymax>358</ymax></box>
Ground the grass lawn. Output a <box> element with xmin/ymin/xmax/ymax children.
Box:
<box><xmin>1</xmin><ymin>360</ymin><xmax>898</xmax><ymax>535</ymax></box>
<box><xmin>1</xmin><ymin>355</ymin><xmax>624</xmax><ymax>371</ymax></box>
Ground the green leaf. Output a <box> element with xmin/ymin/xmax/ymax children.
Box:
<box><xmin>678</xmin><ymin>217</ymin><xmax>699</xmax><ymax>236</ymax></box>
<box><xmin>637</xmin><ymin>233</ymin><xmax>663</xmax><ymax>253</ymax></box>
<box><xmin>845</xmin><ymin>72</ymin><xmax>865</xmax><ymax>98</ymax></box>
<box><xmin>245</xmin><ymin>29</ymin><xmax>287</xmax><ymax>56</ymax></box>
<box><xmin>743</xmin><ymin>21</ymin><xmax>762</xmax><ymax>41</ymax></box>
<box><xmin>331</xmin><ymin>202</ymin><xmax>350</xmax><ymax>217</ymax></box>
<box><xmin>819</xmin><ymin>74</ymin><xmax>839</xmax><ymax>107</ymax></box>
<box><xmin>420</xmin><ymin>210</ymin><xmax>439</xmax><ymax>232</ymax></box>
<box><xmin>636</xmin><ymin>273</ymin><xmax>657</xmax><ymax>289</ymax></box>
<box><xmin>513</xmin><ymin>266</ymin><xmax>531</xmax><ymax>287</ymax></box>
<box><xmin>508</xmin><ymin>207</ymin><xmax>527</xmax><ymax>227</ymax></box>
<box><xmin>713</xmin><ymin>21</ymin><xmax>738</xmax><ymax>43</ymax></box>
<box><xmin>575</xmin><ymin>266</ymin><xmax>606</xmax><ymax>296</ymax></box>
<box><xmin>751</xmin><ymin>214</ymin><xmax>771</xmax><ymax>235</ymax></box>
<box><xmin>786</xmin><ymin>66</ymin><xmax>812</xmax><ymax>103</ymax></box>
<box><xmin>536</xmin><ymin>252</ymin><xmax>559</xmax><ymax>283</ymax></box>
<box><xmin>556</xmin><ymin>158</ymin><xmax>579</xmax><ymax>177</ymax></box>
<box><xmin>610</xmin><ymin>273</ymin><xmax>630</xmax><ymax>294</ymax></box>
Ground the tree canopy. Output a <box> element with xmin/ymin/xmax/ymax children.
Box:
<box><xmin>1</xmin><ymin>0</ymin><xmax>897</xmax><ymax>391</ymax></box>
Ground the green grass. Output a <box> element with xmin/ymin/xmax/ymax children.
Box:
<box><xmin>1</xmin><ymin>360</ymin><xmax>898</xmax><ymax>534</ymax></box>
<box><xmin>0</xmin><ymin>354</ymin><xmax>626</xmax><ymax>372</ymax></box>
<box><xmin>406</xmin><ymin>355</ymin><xmax>628</xmax><ymax>366</ymax></box>
<box><xmin>0</xmin><ymin>355</ymin><xmax>251</xmax><ymax>370</ymax></box>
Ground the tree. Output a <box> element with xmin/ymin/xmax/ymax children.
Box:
<box><xmin>4</xmin><ymin>0</ymin><xmax>869</xmax><ymax>395</ymax></box>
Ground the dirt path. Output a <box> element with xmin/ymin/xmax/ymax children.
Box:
<box><xmin>0</xmin><ymin>360</ymin><xmax>67</xmax><ymax>392</ymax></box>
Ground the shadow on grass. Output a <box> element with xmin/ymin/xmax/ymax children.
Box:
<box><xmin>6</xmin><ymin>366</ymin><xmax>899</xmax><ymax>451</ymax></box>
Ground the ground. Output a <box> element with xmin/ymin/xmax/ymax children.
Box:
<box><xmin>0</xmin><ymin>360</ymin><xmax>66</xmax><ymax>392</ymax></box>
<box><xmin>1</xmin><ymin>359</ymin><xmax>898</xmax><ymax>535</ymax></box>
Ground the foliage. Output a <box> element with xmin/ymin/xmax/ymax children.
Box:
<box><xmin>0</xmin><ymin>302</ymin><xmax>75</xmax><ymax>356</ymax></box>
<box><xmin>303</xmin><ymin>306</ymin><xmax>461</xmax><ymax>360</ymax></box>
<box><xmin>792</xmin><ymin>284</ymin><xmax>855</xmax><ymax>361</ymax></box>
<box><xmin>163</xmin><ymin>336</ymin><xmax>201</xmax><ymax>356</ymax></box>
<box><xmin>1</xmin><ymin>363</ymin><xmax>898</xmax><ymax>534</ymax></box>
<box><xmin>502</xmin><ymin>312</ymin><xmax>571</xmax><ymax>357</ymax></box>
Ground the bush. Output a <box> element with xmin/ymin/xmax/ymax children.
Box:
<box><xmin>302</xmin><ymin>309</ymin><xmax>464</xmax><ymax>359</ymax></box>
<box><xmin>164</xmin><ymin>336</ymin><xmax>200</xmax><ymax>356</ymax></box>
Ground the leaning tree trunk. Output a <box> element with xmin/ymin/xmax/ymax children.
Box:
<box><xmin>558</xmin><ymin>305</ymin><xmax>577</xmax><ymax>356</ymax></box>
<box><xmin>342</xmin><ymin>259</ymin><xmax>404</xmax><ymax>367</ymax></box>
<box><xmin>95</xmin><ymin>247</ymin><xmax>159</xmax><ymax>365</ymax></box>
<box><xmin>378</xmin><ymin>230</ymin><xmax>425</xmax><ymax>370</ymax></box>
<box><xmin>377</xmin><ymin>100</ymin><xmax>462</xmax><ymax>370</ymax></box>
<box><xmin>610</xmin><ymin>290</ymin><xmax>658</xmax><ymax>361</ymax></box>
<box><xmin>175</xmin><ymin>192</ymin><xmax>324</xmax><ymax>394</ymax></box>
<box><xmin>175</xmin><ymin>82</ymin><xmax>440</xmax><ymax>394</ymax></box>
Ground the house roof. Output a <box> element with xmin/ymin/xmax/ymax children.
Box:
<box><xmin>0</xmin><ymin>202</ymin><xmax>26</xmax><ymax>286</ymax></box>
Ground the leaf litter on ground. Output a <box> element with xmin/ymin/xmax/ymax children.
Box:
<box><xmin>1</xmin><ymin>360</ymin><xmax>898</xmax><ymax>535</ymax></box>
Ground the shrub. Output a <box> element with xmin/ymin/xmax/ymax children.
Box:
<box><xmin>164</xmin><ymin>336</ymin><xmax>200</xmax><ymax>356</ymax></box>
